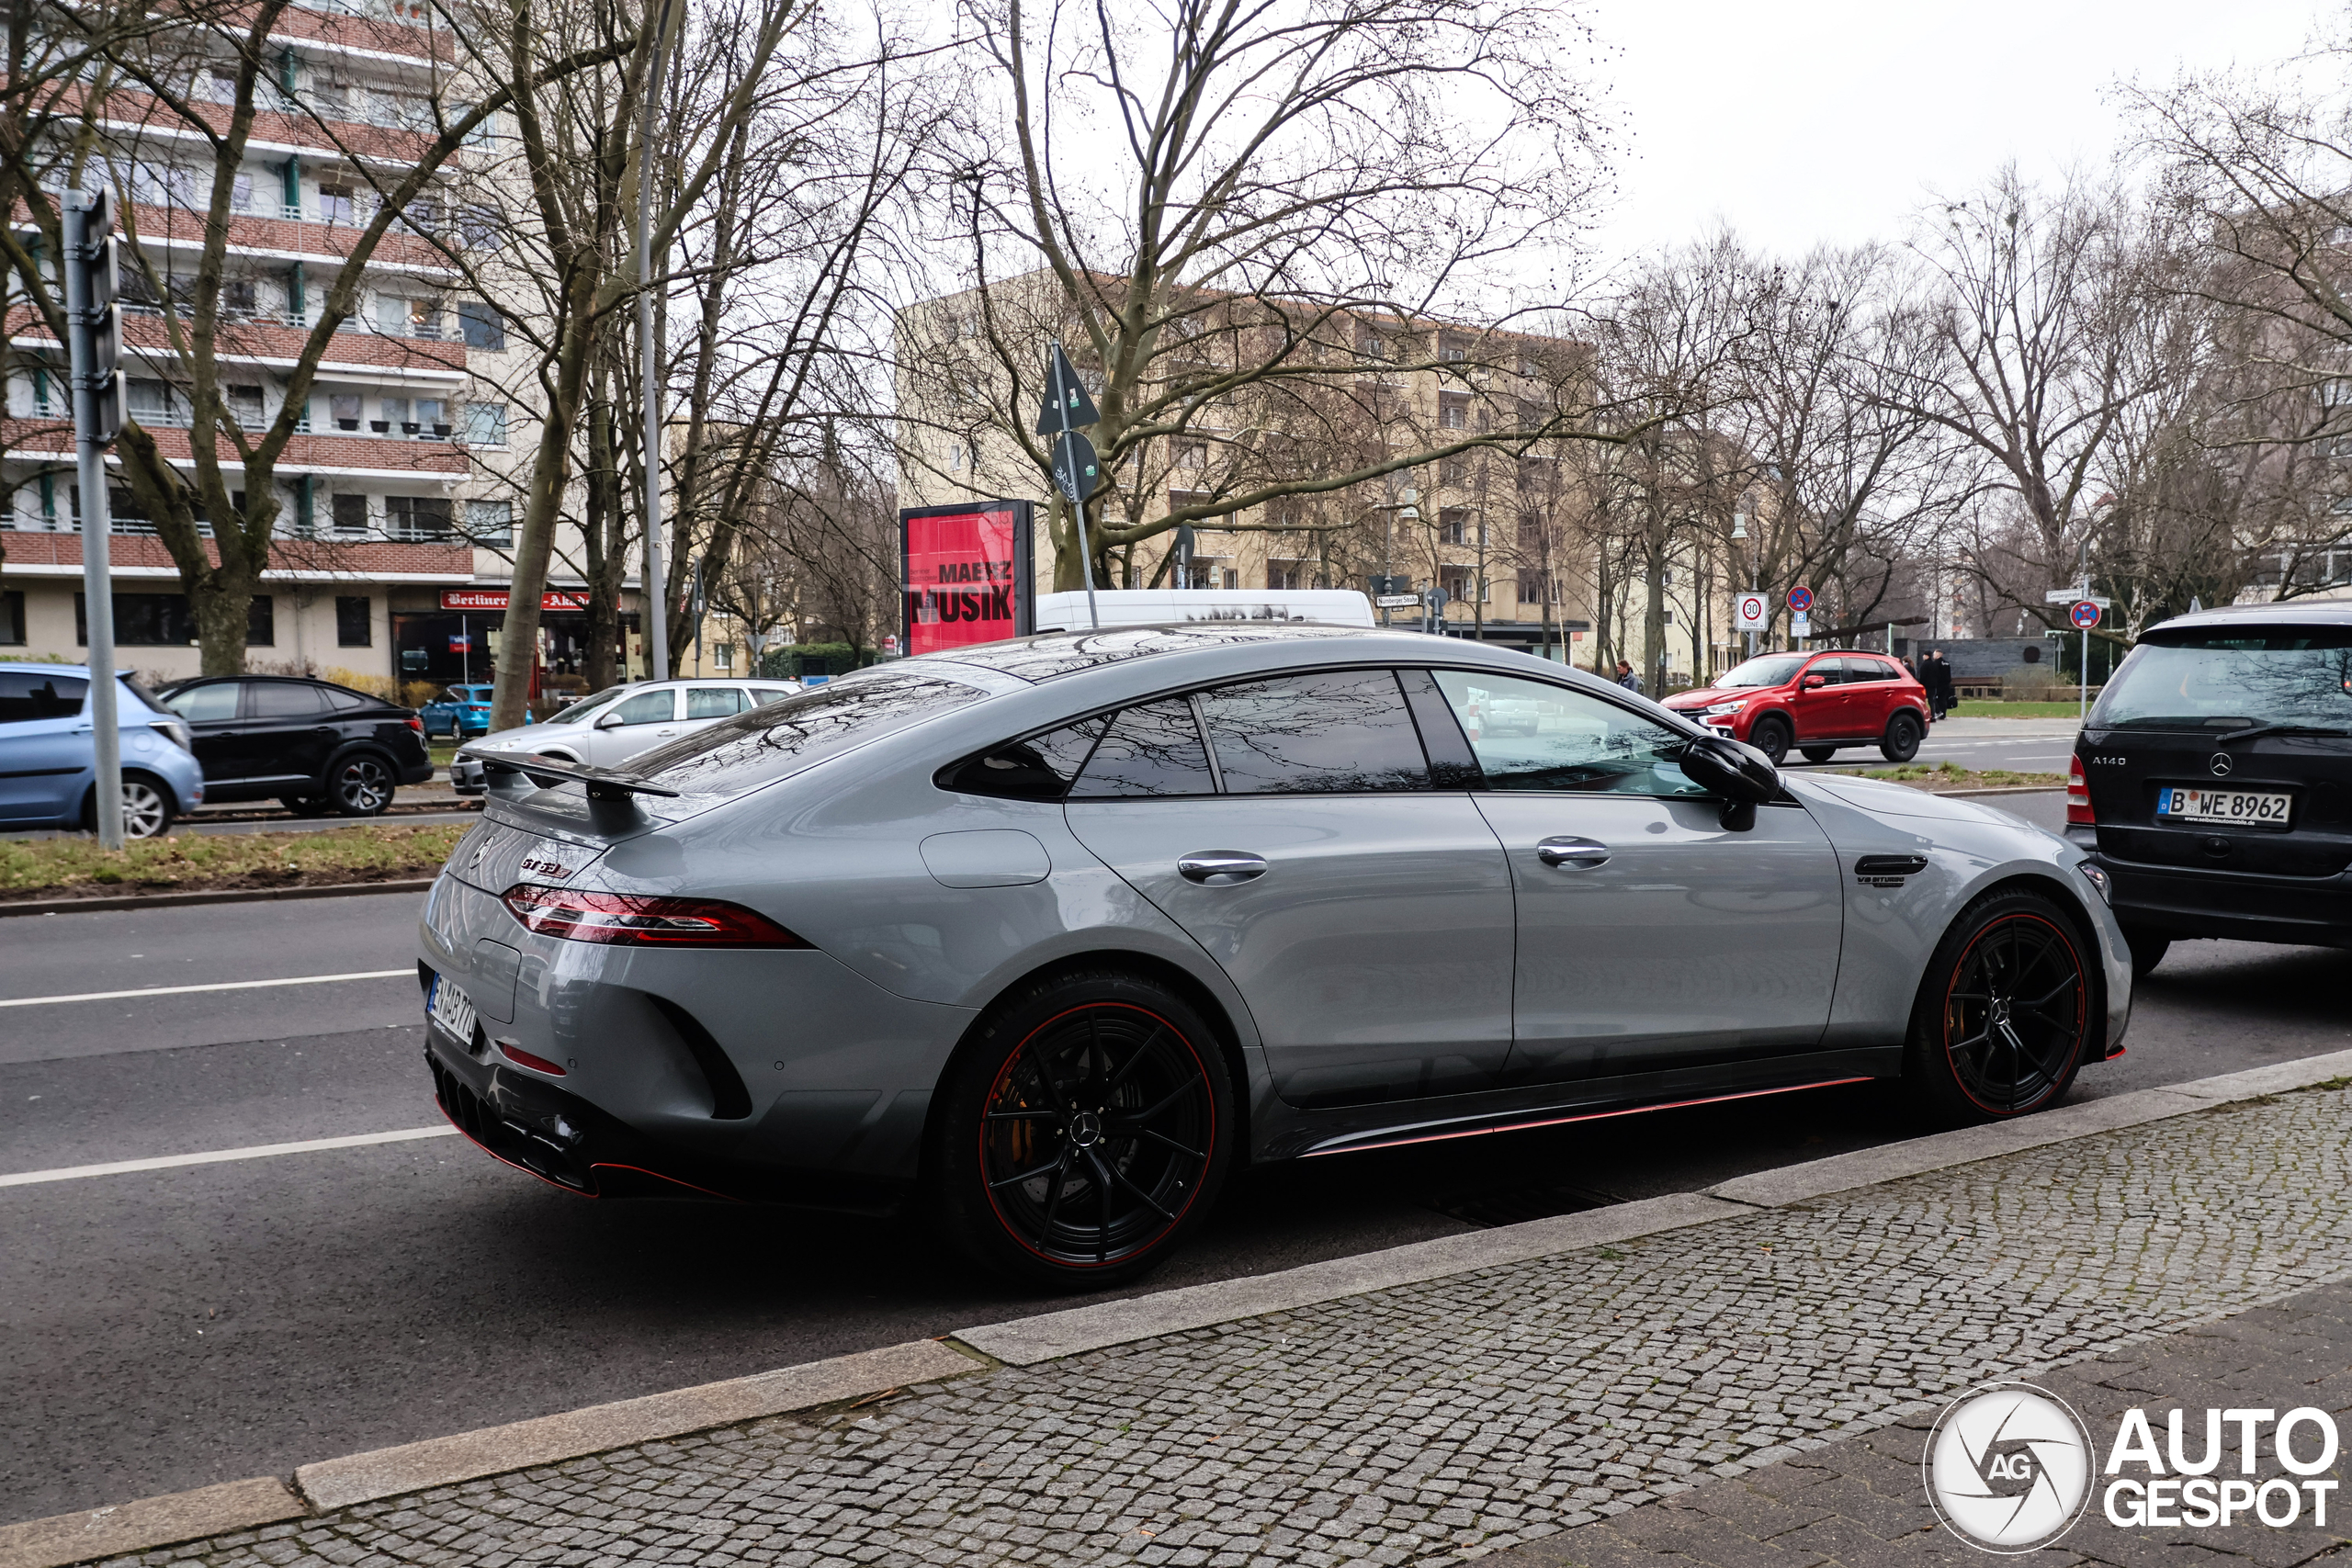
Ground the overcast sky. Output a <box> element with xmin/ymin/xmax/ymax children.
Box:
<box><xmin>1583</xmin><ymin>0</ymin><xmax>2335</xmax><ymax>266</ymax></box>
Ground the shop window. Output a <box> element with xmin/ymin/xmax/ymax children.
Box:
<box><xmin>0</xmin><ymin>591</ymin><xmax>23</xmax><ymax>645</ymax></box>
<box><xmin>336</xmin><ymin>595</ymin><xmax>371</xmax><ymax>647</ymax></box>
<box><xmin>76</xmin><ymin>592</ymin><xmax>272</xmax><ymax>646</ymax></box>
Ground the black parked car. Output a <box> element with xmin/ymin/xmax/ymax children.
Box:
<box><xmin>2068</xmin><ymin>600</ymin><xmax>2352</xmax><ymax>976</ymax></box>
<box><xmin>153</xmin><ymin>675</ymin><xmax>434</xmax><ymax>816</ymax></box>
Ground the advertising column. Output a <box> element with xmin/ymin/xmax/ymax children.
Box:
<box><xmin>900</xmin><ymin>502</ymin><xmax>1035</xmax><ymax>657</ymax></box>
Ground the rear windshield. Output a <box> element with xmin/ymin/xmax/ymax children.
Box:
<box><xmin>2093</xmin><ymin>630</ymin><xmax>2352</xmax><ymax>730</ymax></box>
<box><xmin>624</xmin><ymin>671</ymin><xmax>989</xmax><ymax>796</ymax></box>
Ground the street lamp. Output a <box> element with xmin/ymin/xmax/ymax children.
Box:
<box><xmin>1730</xmin><ymin>512</ymin><xmax>1755</xmax><ymax>660</ymax></box>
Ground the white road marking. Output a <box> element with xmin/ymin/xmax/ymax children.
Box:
<box><xmin>0</xmin><ymin>1126</ymin><xmax>460</xmax><ymax>1189</ymax></box>
<box><xmin>0</xmin><ymin>969</ymin><xmax>412</xmax><ymax>1010</ymax></box>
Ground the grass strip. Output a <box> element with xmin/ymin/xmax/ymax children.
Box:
<box><xmin>0</xmin><ymin>824</ymin><xmax>467</xmax><ymax>900</ymax></box>
<box><xmin>1836</xmin><ymin>760</ymin><xmax>2065</xmax><ymax>791</ymax></box>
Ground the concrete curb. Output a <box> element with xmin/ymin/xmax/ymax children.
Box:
<box><xmin>295</xmin><ymin>1338</ymin><xmax>980</xmax><ymax>1510</ymax></box>
<box><xmin>14</xmin><ymin>1049</ymin><xmax>2352</xmax><ymax>1567</ymax></box>
<box><xmin>0</xmin><ymin>1478</ymin><xmax>306</xmax><ymax>1568</ymax></box>
<box><xmin>0</xmin><ymin>879</ymin><xmax>435</xmax><ymax>919</ymax></box>
<box><xmin>951</xmin><ymin>1191</ymin><xmax>1745</xmax><ymax>1366</ymax></box>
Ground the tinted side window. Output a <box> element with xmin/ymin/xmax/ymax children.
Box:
<box><xmin>0</xmin><ymin>672</ymin><xmax>88</xmax><ymax>724</ymax></box>
<box><xmin>322</xmin><ymin>687</ymin><xmax>368</xmax><ymax>711</ymax></box>
<box><xmin>1805</xmin><ymin>660</ymin><xmax>1846</xmax><ymax>686</ymax></box>
<box><xmin>1857</xmin><ymin>659</ymin><xmax>1900</xmax><ymax>682</ymax></box>
<box><xmin>162</xmin><ymin>682</ymin><xmax>239</xmax><ymax>721</ymax></box>
<box><xmin>250</xmin><ymin>682</ymin><xmax>324</xmax><ymax>717</ymax></box>
<box><xmin>1194</xmin><ymin>669</ymin><xmax>1430</xmax><ymax>794</ymax></box>
<box><xmin>942</xmin><ymin>717</ymin><xmax>1108</xmax><ymax>800</ymax></box>
<box><xmin>1432</xmin><ymin>671</ymin><xmax>1707</xmax><ymax>796</ymax></box>
<box><xmin>1071</xmin><ymin>699</ymin><xmax>1217</xmax><ymax>797</ymax></box>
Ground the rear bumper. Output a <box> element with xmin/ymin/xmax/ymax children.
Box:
<box><xmin>2082</xmin><ymin>846</ymin><xmax>2352</xmax><ymax>948</ymax></box>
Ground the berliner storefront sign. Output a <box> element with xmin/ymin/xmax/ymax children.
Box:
<box><xmin>440</xmin><ymin>588</ymin><xmax>592</xmax><ymax>612</ymax></box>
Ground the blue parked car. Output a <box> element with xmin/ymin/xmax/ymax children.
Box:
<box><xmin>0</xmin><ymin>662</ymin><xmax>207</xmax><ymax>839</ymax></box>
<box><xmin>420</xmin><ymin>683</ymin><xmax>506</xmax><ymax>739</ymax></box>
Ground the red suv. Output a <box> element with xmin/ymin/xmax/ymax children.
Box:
<box><xmin>1661</xmin><ymin>650</ymin><xmax>1930</xmax><ymax>765</ymax></box>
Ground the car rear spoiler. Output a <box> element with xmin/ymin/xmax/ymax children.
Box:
<box><xmin>458</xmin><ymin>748</ymin><xmax>681</xmax><ymax>800</ymax></box>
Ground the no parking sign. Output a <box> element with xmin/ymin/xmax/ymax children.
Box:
<box><xmin>2070</xmin><ymin>601</ymin><xmax>2101</xmax><ymax>630</ymax></box>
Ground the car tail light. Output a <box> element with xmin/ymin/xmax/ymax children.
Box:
<box><xmin>2067</xmin><ymin>754</ymin><xmax>2095</xmax><ymax>825</ymax></box>
<box><xmin>501</xmin><ymin>884</ymin><xmax>809</xmax><ymax>948</ymax></box>
<box><xmin>406</xmin><ymin>716</ymin><xmax>425</xmax><ymax>733</ymax></box>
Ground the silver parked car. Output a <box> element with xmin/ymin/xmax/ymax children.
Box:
<box><xmin>423</xmin><ymin>626</ymin><xmax>2131</xmax><ymax>1288</ymax></box>
<box><xmin>449</xmin><ymin>678</ymin><xmax>801</xmax><ymax>793</ymax></box>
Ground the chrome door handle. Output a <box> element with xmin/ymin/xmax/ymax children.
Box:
<box><xmin>1535</xmin><ymin>836</ymin><xmax>1610</xmax><ymax>869</ymax></box>
<box><xmin>1178</xmin><ymin>851</ymin><xmax>1268</xmax><ymax>885</ymax></box>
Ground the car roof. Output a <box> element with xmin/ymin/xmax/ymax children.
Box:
<box><xmin>911</xmin><ymin>623</ymin><xmax>1396</xmax><ymax>684</ymax></box>
<box><xmin>2144</xmin><ymin>600</ymin><xmax>2352</xmax><ymax>637</ymax></box>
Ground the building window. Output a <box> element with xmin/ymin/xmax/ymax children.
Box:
<box><xmin>0</xmin><ymin>590</ymin><xmax>23</xmax><ymax>645</ymax></box>
<box><xmin>1268</xmin><ymin>559</ymin><xmax>1306</xmax><ymax>591</ymax></box>
<box><xmin>1439</xmin><ymin>392</ymin><xmax>1472</xmax><ymax>430</ymax></box>
<box><xmin>1439</xmin><ymin>508</ymin><xmax>1470</xmax><ymax>546</ymax></box>
<box><xmin>460</xmin><ymin>401</ymin><xmax>507</xmax><ymax>446</ymax></box>
<box><xmin>332</xmin><ymin>493</ymin><xmax>370</xmax><ymax>536</ymax></box>
<box><xmin>127</xmin><ymin>378</ymin><xmax>184</xmax><ymax>426</ymax></box>
<box><xmin>1174</xmin><ymin>440</ymin><xmax>1207</xmax><ymax>468</ymax></box>
<box><xmin>386</xmin><ymin>495</ymin><xmax>453</xmax><ymax>541</ymax></box>
<box><xmin>319</xmin><ymin>184</ymin><xmax>356</xmax><ymax>224</ymax></box>
<box><xmin>77</xmin><ymin>592</ymin><xmax>272</xmax><ymax>646</ymax></box>
<box><xmin>1222</xmin><ymin>568</ymin><xmax>1238</xmax><ymax>590</ymax></box>
<box><xmin>712</xmin><ymin>641</ymin><xmax>733</xmax><ymax>671</ymax></box>
<box><xmin>465</xmin><ymin>499</ymin><xmax>513</xmax><ymax>544</ymax></box>
<box><xmin>1440</xmin><ymin>566</ymin><xmax>1472</xmax><ymax>603</ymax></box>
<box><xmin>227</xmin><ymin>384</ymin><xmax>264</xmax><ymax>428</ymax></box>
<box><xmin>458</xmin><ymin>301</ymin><xmax>504</xmax><ymax>350</ymax></box>
<box><xmin>336</xmin><ymin>595</ymin><xmax>372</xmax><ymax>647</ymax></box>
<box><xmin>1440</xmin><ymin>333</ymin><xmax>1473</xmax><ymax>362</ymax></box>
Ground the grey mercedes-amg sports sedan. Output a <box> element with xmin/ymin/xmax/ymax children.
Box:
<box><xmin>424</xmin><ymin>626</ymin><xmax>2131</xmax><ymax>1288</ymax></box>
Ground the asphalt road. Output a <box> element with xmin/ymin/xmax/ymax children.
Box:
<box><xmin>15</xmin><ymin>820</ymin><xmax>2345</xmax><ymax>1528</ymax></box>
<box><xmin>1780</xmin><ymin>715</ymin><xmax>2080</xmax><ymax>778</ymax></box>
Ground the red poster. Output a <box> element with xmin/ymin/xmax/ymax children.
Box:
<box><xmin>901</xmin><ymin>502</ymin><xmax>1032</xmax><ymax>656</ymax></box>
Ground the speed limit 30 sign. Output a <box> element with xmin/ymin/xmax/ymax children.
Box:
<box><xmin>1734</xmin><ymin>593</ymin><xmax>1770</xmax><ymax>631</ymax></box>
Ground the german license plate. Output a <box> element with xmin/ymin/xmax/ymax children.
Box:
<box><xmin>427</xmin><ymin>976</ymin><xmax>479</xmax><ymax>1044</ymax></box>
<box><xmin>2158</xmin><ymin>786</ymin><xmax>2292</xmax><ymax>829</ymax></box>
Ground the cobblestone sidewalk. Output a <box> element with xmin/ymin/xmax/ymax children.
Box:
<box><xmin>119</xmin><ymin>1084</ymin><xmax>2352</xmax><ymax>1568</ymax></box>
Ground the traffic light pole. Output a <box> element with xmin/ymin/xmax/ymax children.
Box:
<box><xmin>64</xmin><ymin>189</ymin><xmax>121</xmax><ymax>849</ymax></box>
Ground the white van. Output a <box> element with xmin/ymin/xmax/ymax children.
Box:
<box><xmin>1031</xmin><ymin>588</ymin><xmax>1375</xmax><ymax>634</ymax></box>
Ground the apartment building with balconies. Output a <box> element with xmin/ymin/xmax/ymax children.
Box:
<box><xmin>0</xmin><ymin>0</ymin><xmax>638</xmax><ymax>696</ymax></box>
<box><xmin>895</xmin><ymin>273</ymin><xmax>1599</xmax><ymax>656</ymax></box>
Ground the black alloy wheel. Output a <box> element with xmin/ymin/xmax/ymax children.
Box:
<box><xmin>935</xmin><ymin>972</ymin><xmax>1233</xmax><ymax>1289</ymax></box>
<box><xmin>1748</xmin><ymin>715</ymin><xmax>1792</xmax><ymax>766</ymax></box>
<box><xmin>1881</xmin><ymin>710</ymin><xmax>1923</xmax><ymax>762</ymax></box>
<box><xmin>330</xmin><ymin>753</ymin><xmax>395</xmax><ymax>816</ymax></box>
<box><xmin>1799</xmin><ymin>745</ymin><xmax>1838</xmax><ymax>763</ymax></box>
<box><xmin>1908</xmin><ymin>891</ymin><xmax>2093</xmax><ymax>1121</ymax></box>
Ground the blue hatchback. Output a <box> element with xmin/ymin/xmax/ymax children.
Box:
<box><xmin>420</xmin><ymin>683</ymin><xmax>514</xmax><ymax>739</ymax></box>
<box><xmin>0</xmin><ymin>663</ymin><xmax>208</xmax><ymax>838</ymax></box>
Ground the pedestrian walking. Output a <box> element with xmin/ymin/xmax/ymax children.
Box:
<box><xmin>1925</xmin><ymin>650</ymin><xmax>1953</xmax><ymax>719</ymax></box>
<box><xmin>1614</xmin><ymin>659</ymin><xmax>1642</xmax><ymax>694</ymax></box>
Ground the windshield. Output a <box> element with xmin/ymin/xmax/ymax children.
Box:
<box><xmin>1715</xmin><ymin>654</ymin><xmax>1810</xmax><ymax>690</ymax></box>
<box><xmin>624</xmin><ymin>671</ymin><xmax>989</xmax><ymax>796</ymax></box>
<box><xmin>2092</xmin><ymin>630</ymin><xmax>2352</xmax><ymax>730</ymax></box>
<box><xmin>547</xmin><ymin>685</ymin><xmax>627</xmax><ymax>724</ymax></box>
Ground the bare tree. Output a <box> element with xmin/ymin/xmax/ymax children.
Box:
<box><xmin>923</xmin><ymin>0</ymin><xmax>1614</xmax><ymax>589</ymax></box>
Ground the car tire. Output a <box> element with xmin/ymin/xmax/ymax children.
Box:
<box><xmin>1799</xmin><ymin>745</ymin><xmax>1838</xmax><ymax>763</ymax></box>
<box><xmin>1905</xmin><ymin>888</ymin><xmax>2096</xmax><ymax>1123</ymax></box>
<box><xmin>1748</xmin><ymin>715</ymin><xmax>1792</xmax><ymax>766</ymax></box>
<box><xmin>2121</xmin><ymin>926</ymin><xmax>2171</xmax><ymax>980</ymax></box>
<box><xmin>85</xmin><ymin>773</ymin><xmax>175</xmax><ymax>840</ymax></box>
<box><xmin>931</xmin><ymin>968</ymin><xmax>1236</xmax><ymax>1292</ymax></box>
<box><xmin>1880</xmin><ymin>710</ymin><xmax>1923</xmax><ymax>762</ymax></box>
<box><xmin>279</xmin><ymin>795</ymin><xmax>334</xmax><ymax>818</ymax></box>
<box><xmin>327</xmin><ymin>753</ymin><xmax>396</xmax><ymax>817</ymax></box>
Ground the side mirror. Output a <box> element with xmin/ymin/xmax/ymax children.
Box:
<box><xmin>1679</xmin><ymin>733</ymin><xmax>1781</xmax><ymax>831</ymax></box>
<box><xmin>593</xmin><ymin>709</ymin><xmax>625</xmax><ymax>730</ymax></box>
<box><xmin>1801</xmin><ymin>673</ymin><xmax>1828</xmax><ymax>690</ymax></box>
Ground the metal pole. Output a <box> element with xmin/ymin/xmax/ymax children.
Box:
<box><xmin>1071</xmin><ymin>499</ymin><xmax>1100</xmax><ymax>629</ymax></box>
<box><xmin>65</xmin><ymin>190</ymin><xmax>121</xmax><ymax>848</ymax></box>
<box><xmin>2078</xmin><ymin>540</ymin><xmax>2089</xmax><ymax>729</ymax></box>
<box><xmin>637</xmin><ymin>0</ymin><xmax>673</xmax><ymax>682</ymax></box>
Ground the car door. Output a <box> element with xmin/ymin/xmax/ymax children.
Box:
<box><xmin>1839</xmin><ymin>657</ymin><xmax>1898</xmax><ymax>738</ymax></box>
<box><xmin>159</xmin><ymin>680</ymin><xmax>244</xmax><ymax>783</ymax></box>
<box><xmin>0</xmin><ymin>671</ymin><xmax>93</xmax><ymax>823</ymax></box>
<box><xmin>1426</xmin><ymin>669</ymin><xmax>1844</xmax><ymax>1086</ymax></box>
<box><xmin>236</xmin><ymin>681</ymin><xmax>334</xmax><ymax>788</ymax></box>
<box><xmin>586</xmin><ymin>684</ymin><xmax>679</xmax><ymax>766</ymax></box>
<box><xmin>1789</xmin><ymin>656</ymin><xmax>1846</xmax><ymax>741</ymax></box>
<box><xmin>1061</xmin><ymin>666</ymin><xmax>1517</xmax><ymax>1108</ymax></box>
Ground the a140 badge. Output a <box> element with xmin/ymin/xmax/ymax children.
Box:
<box><xmin>1922</xmin><ymin>1381</ymin><xmax>2095</xmax><ymax>1553</ymax></box>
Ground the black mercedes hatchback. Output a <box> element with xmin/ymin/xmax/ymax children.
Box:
<box><xmin>153</xmin><ymin>674</ymin><xmax>434</xmax><ymax>816</ymax></box>
<box><xmin>2068</xmin><ymin>601</ymin><xmax>2352</xmax><ymax>976</ymax></box>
